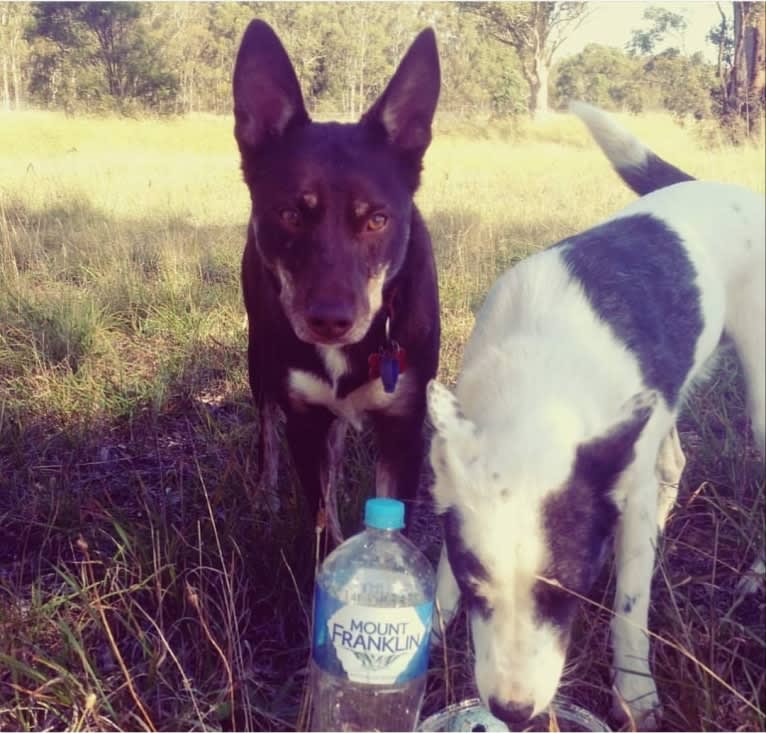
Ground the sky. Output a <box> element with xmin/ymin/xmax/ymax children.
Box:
<box><xmin>554</xmin><ymin>1</ymin><xmax>729</xmax><ymax>63</ymax></box>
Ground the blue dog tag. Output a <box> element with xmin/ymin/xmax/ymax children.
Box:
<box><xmin>380</xmin><ymin>353</ymin><xmax>400</xmax><ymax>393</ymax></box>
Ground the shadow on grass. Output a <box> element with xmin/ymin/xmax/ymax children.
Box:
<box><xmin>0</xmin><ymin>194</ymin><xmax>439</xmax><ymax>730</ymax></box>
<box><xmin>0</xmin><ymin>335</ymin><xmax>447</xmax><ymax>730</ymax></box>
<box><xmin>0</xmin><ymin>342</ymin><xmax>303</xmax><ymax>729</ymax></box>
<box><xmin>1</xmin><ymin>197</ymin><xmax>764</xmax><ymax>732</ymax></box>
<box><xmin>0</xmin><ymin>195</ymin><xmax>326</xmax><ymax>729</ymax></box>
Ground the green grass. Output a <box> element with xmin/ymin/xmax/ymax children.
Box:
<box><xmin>1</xmin><ymin>109</ymin><xmax>764</xmax><ymax>731</ymax></box>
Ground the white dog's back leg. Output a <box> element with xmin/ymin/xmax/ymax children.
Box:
<box><xmin>432</xmin><ymin>544</ymin><xmax>460</xmax><ymax>643</ymax></box>
<box><xmin>725</xmin><ymin>277</ymin><xmax>766</xmax><ymax>455</ymax></box>
<box><xmin>710</xmin><ymin>194</ymin><xmax>766</xmax><ymax>454</ymax></box>
<box><xmin>611</xmin><ymin>459</ymin><xmax>661</xmax><ymax>727</ymax></box>
<box><xmin>655</xmin><ymin>426</ymin><xmax>686</xmax><ymax>532</ymax></box>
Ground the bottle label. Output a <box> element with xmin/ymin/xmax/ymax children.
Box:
<box><xmin>312</xmin><ymin>585</ymin><xmax>433</xmax><ymax>685</ymax></box>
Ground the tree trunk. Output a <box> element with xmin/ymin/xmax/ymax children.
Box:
<box><xmin>11</xmin><ymin>51</ymin><xmax>20</xmax><ymax>109</ymax></box>
<box><xmin>0</xmin><ymin>6</ymin><xmax>8</xmax><ymax>111</ymax></box>
<box><xmin>729</xmin><ymin>1</ymin><xmax>765</xmax><ymax>136</ymax></box>
<box><xmin>533</xmin><ymin>55</ymin><xmax>549</xmax><ymax>119</ymax></box>
<box><xmin>358</xmin><ymin>16</ymin><xmax>368</xmax><ymax>119</ymax></box>
<box><xmin>525</xmin><ymin>52</ymin><xmax>549</xmax><ymax>119</ymax></box>
<box><xmin>2</xmin><ymin>53</ymin><xmax>9</xmax><ymax>111</ymax></box>
<box><xmin>715</xmin><ymin>2</ymin><xmax>729</xmax><ymax>108</ymax></box>
<box><xmin>746</xmin><ymin>5</ymin><xmax>765</xmax><ymax>109</ymax></box>
<box><xmin>729</xmin><ymin>1</ymin><xmax>748</xmax><ymax>118</ymax></box>
<box><xmin>50</xmin><ymin>67</ymin><xmax>58</xmax><ymax>106</ymax></box>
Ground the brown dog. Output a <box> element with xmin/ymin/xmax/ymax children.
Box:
<box><xmin>233</xmin><ymin>20</ymin><xmax>441</xmax><ymax>541</ymax></box>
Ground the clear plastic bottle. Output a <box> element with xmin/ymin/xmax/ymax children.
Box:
<box><xmin>310</xmin><ymin>498</ymin><xmax>436</xmax><ymax>732</ymax></box>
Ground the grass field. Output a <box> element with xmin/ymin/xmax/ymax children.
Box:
<box><xmin>0</xmin><ymin>109</ymin><xmax>764</xmax><ymax>732</ymax></box>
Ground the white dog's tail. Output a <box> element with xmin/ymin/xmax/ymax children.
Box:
<box><xmin>570</xmin><ymin>101</ymin><xmax>695</xmax><ymax>196</ymax></box>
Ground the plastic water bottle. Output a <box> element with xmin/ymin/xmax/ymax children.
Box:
<box><xmin>310</xmin><ymin>498</ymin><xmax>436</xmax><ymax>732</ymax></box>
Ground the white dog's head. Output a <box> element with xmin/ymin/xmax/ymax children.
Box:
<box><xmin>426</xmin><ymin>380</ymin><xmax>654</xmax><ymax>726</ymax></box>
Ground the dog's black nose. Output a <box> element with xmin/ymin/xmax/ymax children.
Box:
<box><xmin>488</xmin><ymin>697</ymin><xmax>534</xmax><ymax>729</ymax></box>
<box><xmin>306</xmin><ymin>303</ymin><xmax>354</xmax><ymax>341</ymax></box>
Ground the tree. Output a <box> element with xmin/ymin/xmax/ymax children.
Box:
<box><xmin>80</xmin><ymin>3</ymin><xmax>141</xmax><ymax>97</ymax></box>
<box><xmin>626</xmin><ymin>6</ymin><xmax>688</xmax><ymax>56</ymax></box>
<box><xmin>728</xmin><ymin>1</ymin><xmax>765</xmax><ymax>135</ymax></box>
<box><xmin>644</xmin><ymin>49</ymin><xmax>716</xmax><ymax>120</ymax></box>
<box><xmin>462</xmin><ymin>2</ymin><xmax>590</xmax><ymax>118</ymax></box>
<box><xmin>429</xmin><ymin>4</ymin><xmax>526</xmax><ymax>118</ymax></box>
<box><xmin>745</xmin><ymin>4</ymin><xmax>766</xmax><ymax>112</ymax></box>
<box><xmin>0</xmin><ymin>2</ymin><xmax>31</xmax><ymax>110</ymax></box>
<box><xmin>28</xmin><ymin>2</ymin><xmax>178</xmax><ymax>112</ymax></box>
<box><xmin>315</xmin><ymin>3</ymin><xmax>411</xmax><ymax>118</ymax></box>
<box><xmin>708</xmin><ymin>3</ymin><xmax>734</xmax><ymax>114</ymax></box>
<box><xmin>554</xmin><ymin>44</ymin><xmax>644</xmax><ymax>112</ymax></box>
<box><xmin>707</xmin><ymin>2</ymin><xmax>764</xmax><ymax>139</ymax></box>
<box><xmin>625</xmin><ymin>6</ymin><xmax>717</xmax><ymax>121</ymax></box>
<box><xmin>27</xmin><ymin>3</ymin><xmax>101</xmax><ymax>108</ymax></box>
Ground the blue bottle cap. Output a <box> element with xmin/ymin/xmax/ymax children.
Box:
<box><xmin>364</xmin><ymin>498</ymin><xmax>405</xmax><ymax>530</ymax></box>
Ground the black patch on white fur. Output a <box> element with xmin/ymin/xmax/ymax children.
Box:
<box><xmin>535</xmin><ymin>468</ymin><xmax>617</xmax><ymax>628</ymax></box>
<box><xmin>622</xmin><ymin>594</ymin><xmax>638</xmax><ymax>614</ymax></box>
<box><xmin>616</xmin><ymin>152</ymin><xmax>694</xmax><ymax>197</ymax></box>
<box><xmin>559</xmin><ymin>214</ymin><xmax>703</xmax><ymax>406</ymax></box>
<box><xmin>534</xmin><ymin>404</ymin><xmax>650</xmax><ymax>629</ymax></box>
<box><xmin>444</xmin><ymin>508</ymin><xmax>492</xmax><ymax>619</ymax></box>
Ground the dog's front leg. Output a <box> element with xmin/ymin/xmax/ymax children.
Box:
<box><xmin>371</xmin><ymin>410</ymin><xmax>426</xmax><ymax>522</ymax></box>
<box><xmin>611</xmin><ymin>464</ymin><xmax>661</xmax><ymax>729</ymax></box>
<box><xmin>431</xmin><ymin>544</ymin><xmax>460</xmax><ymax>644</ymax></box>
<box><xmin>285</xmin><ymin>407</ymin><xmax>337</xmax><ymax>534</ymax></box>
<box><xmin>321</xmin><ymin>420</ymin><xmax>348</xmax><ymax>545</ymax></box>
<box><xmin>258</xmin><ymin>401</ymin><xmax>281</xmax><ymax>508</ymax></box>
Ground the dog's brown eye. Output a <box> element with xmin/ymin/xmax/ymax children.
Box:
<box><xmin>366</xmin><ymin>213</ymin><xmax>388</xmax><ymax>232</ymax></box>
<box><xmin>280</xmin><ymin>208</ymin><xmax>301</xmax><ymax>228</ymax></box>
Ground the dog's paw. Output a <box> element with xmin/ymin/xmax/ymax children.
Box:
<box><xmin>612</xmin><ymin>673</ymin><xmax>661</xmax><ymax>731</ymax></box>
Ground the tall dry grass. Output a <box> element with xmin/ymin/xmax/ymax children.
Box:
<box><xmin>0</xmin><ymin>109</ymin><xmax>764</xmax><ymax>731</ymax></box>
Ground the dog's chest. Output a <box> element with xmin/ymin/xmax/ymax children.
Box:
<box><xmin>287</xmin><ymin>346</ymin><xmax>409</xmax><ymax>429</ymax></box>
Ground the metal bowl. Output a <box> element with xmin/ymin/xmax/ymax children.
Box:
<box><xmin>418</xmin><ymin>698</ymin><xmax>610</xmax><ymax>732</ymax></box>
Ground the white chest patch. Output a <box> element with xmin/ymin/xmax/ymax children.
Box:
<box><xmin>287</xmin><ymin>368</ymin><xmax>414</xmax><ymax>430</ymax></box>
<box><xmin>317</xmin><ymin>346</ymin><xmax>348</xmax><ymax>389</ymax></box>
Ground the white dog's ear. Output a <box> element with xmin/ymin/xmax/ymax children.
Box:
<box><xmin>577</xmin><ymin>389</ymin><xmax>657</xmax><ymax>491</ymax></box>
<box><xmin>427</xmin><ymin>380</ymin><xmax>482</xmax><ymax>510</ymax></box>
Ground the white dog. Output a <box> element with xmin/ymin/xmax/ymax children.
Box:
<box><xmin>427</xmin><ymin>103</ymin><xmax>765</xmax><ymax>729</ymax></box>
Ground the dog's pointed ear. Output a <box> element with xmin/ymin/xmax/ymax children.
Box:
<box><xmin>427</xmin><ymin>380</ymin><xmax>481</xmax><ymax>511</ymax></box>
<box><xmin>362</xmin><ymin>28</ymin><xmax>440</xmax><ymax>163</ymax></box>
<box><xmin>233</xmin><ymin>20</ymin><xmax>309</xmax><ymax>153</ymax></box>
<box><xmin>577</xmin><ymin>390</ymin><xmax>657</xmax><ymax>492</ymax></box>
